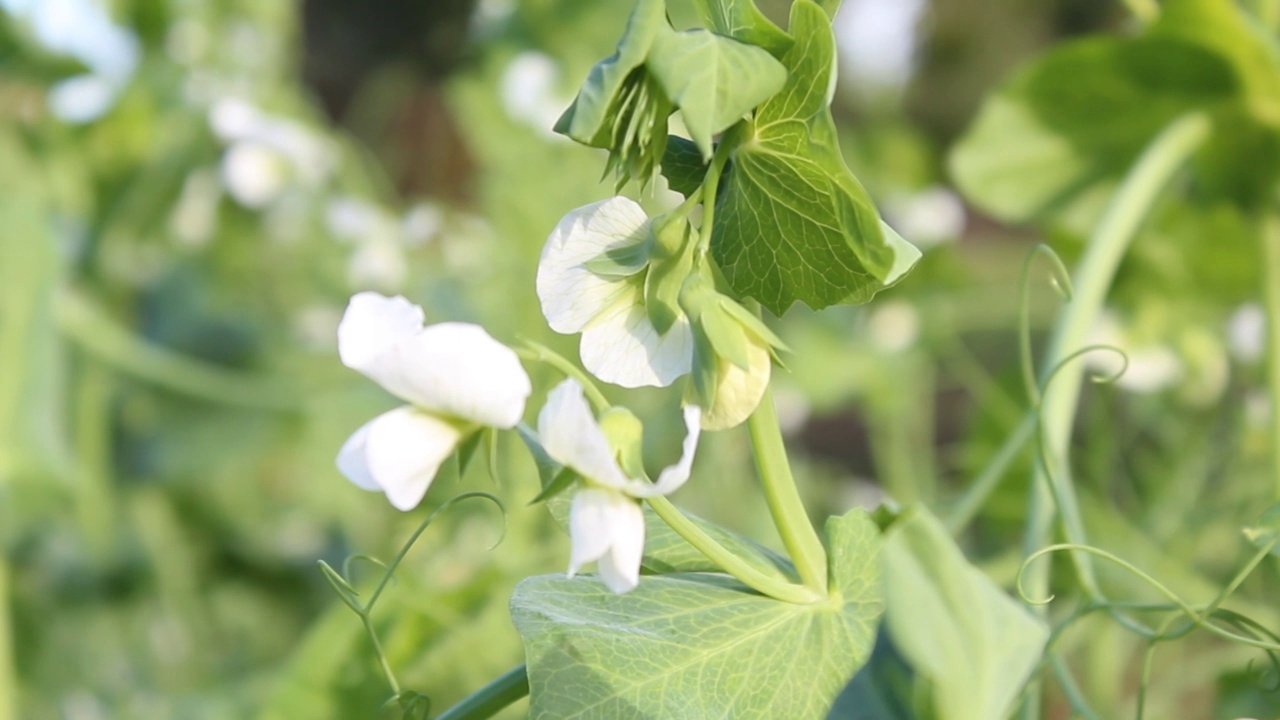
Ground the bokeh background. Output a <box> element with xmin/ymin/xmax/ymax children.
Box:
<box><xmin>2</xmin><ymin>0</ymin><xmax>1276</xmax><ymax>718</ymax></box>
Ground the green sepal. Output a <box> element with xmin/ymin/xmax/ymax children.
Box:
<box><xmin>643</xmin><ymin>215</ymin><xmax>696</xmax><ymax>335</ymax></box>
<box><xmin>661</xmin><ymin>136</ymin><xmax>710</xmax><ymax>197</ymax></box>
<box><xmin>556</xmin><ymin>0</ymin><xmax>672</xmax><ymax>187</ymax></box>
<box><xmin>647</xmin><ymin>27</ymin><xmax>788</xmax><ymax>160</ymax></box>
<box><xmin>529</xmin><ymin>467</ymin><xmax>578</xmax><ymax>505</ymax></box>
<box><xmin>598</xmin><ymin>407</ymin><xmax>647</xmax><ymax>480</ymax></box>
<box><xmin>691</xmin><ymin>0</ymin><xmax>794</xmax><ymax>58</ymax></box>
<box><xmin>584</xmin><ymin>236</ymin><xmax>652</xmax><ymax>278</ymax></box>
<box><xmin>455</xmin><ymin>429</ymin><xmax>485</xmax><ymax>474</ymax></box>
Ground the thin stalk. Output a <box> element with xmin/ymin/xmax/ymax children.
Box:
<box><xmin>435</xmin><ymin>664</ymin><xmax>530</xmax><ymax>720</ymax></box>
<box><xmin>945</xmin><ymin>411</ymin><xmax>1036</xmax><ymax>536</ymax></box>
<box><xmin>74</xmin><ymin>362</ymin><xmax>116</xmax><ymax>557</ymax></box>
<box><xmin>0</xmin><ymin>558</ymin><xmax>14</xmax><ymax>720</ymax></box>
<box><xmin>57</xmin><ymin>290</ymin><xmax>296</xmax><ymax>412</ymax></box>
<box><xmin>516</xmin><ymin>342</ymin><xmax>610</xmax><ymax>413</ymax></box>
<box><xmin>693</xmin><ymin>131</ymin><xmax>735</xmax><ymax>260</ymax></box>
<box><xmin>1018</xmin><ymin>112</ymin><xmax>1211</xmax><ymax>718</ymax></box>
<box><xmin>1262</xmin><ymin>215</ymin><xmax>1280</xmax><ymax>500</ymax></box>
<box><xmin>646</xmin><ymin>495</ymin><xmax>820</xmax><ymax>604</ymax></box>
<box><xmin>747</xmin><ymin>386</ymin><xmax>829</xmax><ymax>595</ymax></box>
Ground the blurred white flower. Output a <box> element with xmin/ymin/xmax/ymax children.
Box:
<box><xmin>325</xmin><ymin>195</ymin><xmax>411</xmax><ymax>290</ymax></box>
<box><xmin>220</xmin><ymin>142</ymin><xmax>289</xmax><ymax>208</ymax></box>
<box><xmin>1087</xmin><ymin>313</ymin><xmax>1183</xmax><ymax>393</ymax></box>
<box><xmin>1227</xmin><ymin>303</ymin><xmax>1266</xmax><ymax>363</ymax></box>
<box><xmin>882</xmin><ymin>186</ymin><xmax>966</xmax><ymax>249</ymax></box>
<box><xmin>833</xmin><ymin>0</ymin><xmax>925</xmax><ymax>93</ymax></box>
<box><xmin>209</xmin><ymin>98</ymin><xmax>335</xmax><ymax>206</ymax></box>
<box><xmin>867</xmin><ymin>300</ymin><xmax>921</xmax><ymax>354</ymax></box>
<box><xmin>500</xmin><ymin>51</ymin><xmax>569</xmax><ymax>135</ymax></box>
<box><xmin>335</xmin><ymin>293</ymin><xmax>531</xmax><ymax>510</ymax></box>
<box><xmin>537</xmin><ymin>197</ymin><xmax>693</xmax><ymax>388</ymax></box>
<box><xmin>537</xmin><ymin>379</ymin><xmax>701</xmax><ymax>593</ymax></box>
<box><xmin>402</xmin><ymin>202</ymin><xmax>443</xmax><ymax>246</ymax></box>
<box><xmin>6</xmin><ymin>0</ymin><xmax>141</xmax><ymax>122</ymax></box>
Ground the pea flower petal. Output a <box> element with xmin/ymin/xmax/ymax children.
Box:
<box><xmin>335</xmin><ymin>292</ymin><xmax>532</xmax><ymax>511</ymax></box>
<box><xmin>568</xmin><ymin>488</ymin><xmax>647</xmax><ymax>594</ymax></box>
<box><xmin>537</xmin><ymin>197</ymin><xmax>693</xmax><ymax>388</ymax></box>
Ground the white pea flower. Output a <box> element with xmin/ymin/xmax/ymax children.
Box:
<box><xmin>335</xmin><ymin>292</ymin><xmax>531</xmax><ymax>511</ymax></box>
<box><xmin>537</xmin><ymin>379</ymin><xmax>701</xmax><ymax>593</ymax></box>
<box><xmin>537</xmin><ymin>197</ymin><xmax>693</xmax><ymax>388</ymax></box>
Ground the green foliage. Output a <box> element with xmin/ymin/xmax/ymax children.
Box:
<box><xmin>647</xmin><ymin>28</ymin><xmax>786</xmax><ymax>159</ymax></box>
<box><xmin>511</xmin><ymin>509</ymin><xmax>882</xmax><ymax>719</ymax></box>
<box><xmin>880</xmin><ymin>507</ymin><xmax>1048</xmax><ymax>720</ymax></box>
<box><xmin>950</xmin><ymin>0</ymin><xmax>1280</xmax><ymax>219</ymax></box>
<box><xmin>689</xmin><ymin>0</ymin><xmax>793</xmax><ymax>57</ymax></box>
<box><xmin>710</xmin><ymin>0</ymin><xmax>919</xmax><ymax>314</ymax></box>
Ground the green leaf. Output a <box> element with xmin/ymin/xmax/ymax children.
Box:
<box><xmin>691</xmin><ymin>0</ymin><xmax>793</xmax><ymax>57</ymax></box>
<box><xmin>1151</xmin><ymin>0</ymin><xmax>1280</xmax><ymax>125</ymax></box>
<box><xmin>659</xmin><ymin>136</ymin><xmax>708</xmax><ymax>196</ymax></box>
<box><xmin>711</xmin><ymin>0</ymin><xmax>918</xmax><ymax>314</ymax></box>
<box><xmin>826</xmin><ymin>628</ymin><xmax>927</xmax><ymax>720</ymax></box>
<box><xmin>647</xmin><ymin>28</ymin><xmax>788</xmax><ymax>159</ymax></box>
<box><xmin>555</xmin><ymin>0</ymin><xmax>671</xmax><ymax>186</ymax></box>
<box><xmin>880</xmin><ymin>507</ymin><xmax>1048</xmax><ymax>720</ymax></box>
<box><xmin>512</xmin><ymin>508</ymin><xmax>883</xmax><ymax>719</ymax></box>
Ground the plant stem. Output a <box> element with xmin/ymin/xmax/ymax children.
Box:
<box><xmin>945</xmin><ymin>410</ymin><xmax>1036</xmax><ymax>536</ymax></box>
<box><xmin>1018</xmin><ymin>112</ymin><xmax>1210</xmax><ymax>718</ymax></box>
<box><xmin>57</xmin><ymin>289</ymin><xmax>296</xmax><ymax>412</ymax></box>
<box><xmin>435</xmin><ymin>664</ymin><xmax>530</xmax><ymax>720</ymax></box>
<box><xmin>747</xmin><ymin>386</ymin><xmax>829</xmax><ymax>595</ymax></box>
<box><xmin>1263</xmin><ymin>214</ymin><xmax>1280</xmax><ymax>500</ymax></box>
<box><xmin>646</xmin><ymin>495</ymin><xmax>820</xmax><ymax>603</ymax></box>
<box><xmin>694</xmin><ymin>131</ymin><xmax>735</xmax><ymax>260</ymax></box>
<box><xmin>0</xmin><ymin>558</ymin><xmax>15</xmax><ymax>720</ymax></box>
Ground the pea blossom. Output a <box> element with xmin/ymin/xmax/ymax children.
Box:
<box><xmin>537</xmin><ymin>379</ymin><xmax>701</xmax><ymax>593</ymax></box>
<box><xmin>335</xmin><ymin>292</ymin><xmax>531</xmax><ymax>510</ymax></box>
<box><xmin>536</xmin><ymin>196</ymin><xmax>693</xmax><ymax>388</ymax></box>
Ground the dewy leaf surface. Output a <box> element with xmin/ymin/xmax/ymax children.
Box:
<box><xmin>648</xmin><ymin>28</ymin><xmax>787</xmax><ymax>160</ymax></box>
<box><xmin>511</xmin><ymin>508</ymin><xmax>883</xmax><ymax>719</ymax></box>
<box><xmin>711</xmin><ymin>0</ymin><xmax>917</xmax><ymax>315</ymax></box>
<box><xmin>881</xmin><ymin>508</ymin><xmax>1048</xmax><ymax>720</ymax></box>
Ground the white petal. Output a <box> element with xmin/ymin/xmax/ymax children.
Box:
<box><xmin>363</xmin><ymin>407</ymin><xmax>464</xmax><ymax>511</ymax></box>
<box><xmin>337</xmin><ymin>292</ymin><xmax>425</xmax><ymax>373</ymax></box>
<box><xmin>568</xmin><ymin>488</ymin><xmax>645</xmax><ymax>594</ymax></box>
<box><xmin>567</xmin><ymin>488</ymin><xmax>616</xmax><ymax>574</ymax></box>
<box><xmin>598</xmin><ymin>499</ymin><xmax>645</xmax><ymax>594</ymax></box>
<box><xmin>580</xmin><ymin>301</ymin><xmax>693</xmax><ymax>388</ymax></box>
<box><xmin>701</xmin><ymin>340</ymin><xmax>771</xmax><ymax>431</ymax></box>
<box><xmin>335</xmin><ymin>418</ymin><xmax>381</xmax><ymax>491</ymax></box>
<box><xmin>538</xmin><ymin>380</ymin><xmax>631</xmax><ymax>489</ymax></box>
<box><xmin>537</xmin><ymin>197</ymin><xmax>650</xmax><ymax>334</ymax></box>
<box><xmin>374</xmin><ymin>323</ymin><xmax>531</xmax><ymax>427</ymax></box>
<box><xmin>650</xmin><ymin>405</ymin><xmax>702</xmax><ymax>495</ymax></box>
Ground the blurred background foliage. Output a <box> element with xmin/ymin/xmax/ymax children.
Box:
<box><xmin>0</xmin><ymin>0</ymin><xmax>1276</xmax><ymax>718</ymax></box>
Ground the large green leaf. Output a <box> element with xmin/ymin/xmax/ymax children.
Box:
<box><xmin>690</xmin><ymin>0</ymin><xmax>793</xmax><ymax>58</ymax></box>
<box><xmin>880</xmin><ymin>508</ymin><xmax>1048</xmax><ymax>720</ymax></box>
<box><xmin>950</xmin><ymin>0</ymin><xmax>1280</xmax><ymax>221</ymax></box>
<box><xmin>711</xmin><ymin>0</ymin><xmax>918</xmax><ymax>314</ymax></box>
<box><xmin>648</xmin><ymin>28</ymin><xmax>787</xmax><ymax>159</ymax></box>
<box><xmin>511</xmin><ymin>508</ymin><xmax>883</xmax><ymax>719</ymax></box>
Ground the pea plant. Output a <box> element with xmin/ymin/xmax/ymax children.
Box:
<box><xmin>320</xmin><ymin>0</ymin><xmax>1280</xmax><ymax>718</ymax></box>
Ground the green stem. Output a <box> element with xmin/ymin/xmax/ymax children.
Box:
<box><xmin>646</xmin><ymin>495</ymin><xmax>820</xmax><ymax>603</ymax></box>
<box><xmin>57</xmin><ymin>289</ymin><xmax>296</xmax><ymax>412</ymax></box>
<box><xmin>1262</xmin><ymin>214</ymin><xmax>1280</xmax><ymax>500</ymax></box>
<box><xmin>945</xmin><ymin>410</ymin><xmax>1036</xmax><ymax>536</ymax></box>
<box><xmin>361</xmin><ymin>614</ymin><xmax>400</xmax><ymax>696</ymax></box>
<box><xmin>747</xmin><ymin>386</ymin><xmax>829</xmax><ymax>595</ymax></box>
<box><xmin>0</xmin><ymin>558</ymin><xmax>14</xmax><ymax>720</ymax></box>
<box><xmin>1018</xmin><ymin>112</ymin><xmax>1210</xmax><ymax>718</ymax></box>
<box><xmin>435</xmin><ymin>665</ymin><xmax>530</xmax><ymax>720</ymax></box>
<box><xmin>74</xmin><ymin>362</ymin><xmax>116</xmax><ymax>557</ymax></box>
<box><xmin>694</xmin><ymin>132</ymin><xmax>735</xmax><ymax>260</ymax></box>
<box><xmin>516</xmin><ymin>341</ymin><xmax>610</xmax><ymax>413</ymax></box>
